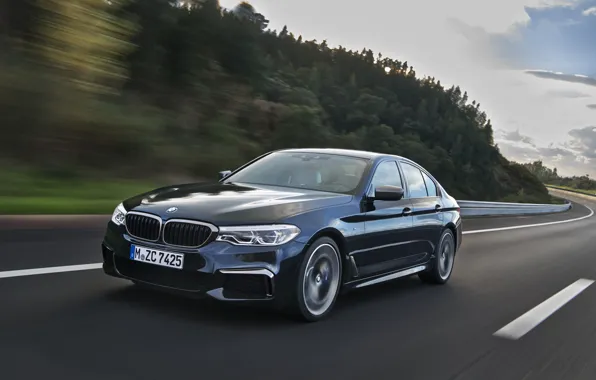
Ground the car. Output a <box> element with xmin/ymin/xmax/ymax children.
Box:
<box><xmin>101</xmin><ymin>148</ymin><xmax>463</xmax><ymax>321</ymax></box>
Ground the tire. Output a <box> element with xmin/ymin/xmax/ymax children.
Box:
<box><xmin>419</xmin><ymin>229</ymin><xmax>456</xmax><ymax>284</ymax></box>
<box><xmin>293</xmin><ymin>237</ymin><xmax>342</xmax><ymax>322</ymax></box>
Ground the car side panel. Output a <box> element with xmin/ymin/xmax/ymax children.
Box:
<box><xmin>407</xmin><ymin>196</ymin><xmax>443</xmax><ymax>265</ymax></box>
<box><xmin>440</xmin><ymin>194</ymin><xmax>463</xmax><ymax>251</ymax></box>
<box><xmin>287</xmin><ymin>200</ymin><xmax>367</xmax><ymax>281</ymax></box>
<box><xmin>354</xmin><ymin>198</ymin><xmax>414</xmax><ymax>278</ymax></box>
<box><xmin>398</xmin><ymin>160</ymin><xmax>449</xmax><ymax>264</ymax></box>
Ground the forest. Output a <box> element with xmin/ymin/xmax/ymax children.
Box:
<box><xmin>0</xmin><ymin>0</ymin><xmax>555</xmax><ymax>212</ymax></box>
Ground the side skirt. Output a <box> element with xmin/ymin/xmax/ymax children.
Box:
<box><xmin>343</xmin><ymin>264</ymin><xmax>427</xmax><ymax>290</ymax></box>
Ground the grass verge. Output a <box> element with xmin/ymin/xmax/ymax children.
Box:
<box><xmin>0</xmin><ymin>169</ymin><xmax>159</xmax><ymax>214</ymax></box>
<box><xmin>546</xmin><ymin>185</ymin><xmax>596</xmax><ymax>197</ymax></box>
<box><xmin>0</xmin><ymin>197</ymin><xmax>131</xmax><ymax>215</ymax></box>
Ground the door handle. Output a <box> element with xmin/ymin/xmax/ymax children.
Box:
<box><xmin>403</xmin><ymin>207</ymin><xmax>412</xmax><ymax>216</ymax></box>
<box><xmin>435</xmin><ymin>204</ymin><xmax>442</xmax><ymax>212</ymax></box>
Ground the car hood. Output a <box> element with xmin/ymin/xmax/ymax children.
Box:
<box><xmin>123</xmin><ymin>182</ymin><xmax>353</xmax><ymax>225</ymax></box>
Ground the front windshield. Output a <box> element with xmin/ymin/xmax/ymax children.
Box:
<box><xmin>224</xmin><ymin>152</ymin><xmax>369</xmax><ymax>194</ymax></box>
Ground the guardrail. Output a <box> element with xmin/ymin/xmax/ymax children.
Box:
<box><xmin>456</xmin><ymin>200</ymin><xmax>572</xmax><ymax>217</ymax></box>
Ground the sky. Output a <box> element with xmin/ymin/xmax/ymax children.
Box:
<box><xmin>220</xmin><ymin>0</ymin><xmax>596</xmax><ymax>177</ymax></box>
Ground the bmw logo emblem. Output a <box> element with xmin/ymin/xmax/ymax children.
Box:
<box><xmin>166</xmin><ymin>207</ymin><xmax>178</xmax><ymax>213</ymax></box>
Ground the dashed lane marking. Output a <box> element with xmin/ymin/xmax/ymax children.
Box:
<box><xmin>0</xmin><ymin>263</ymin><xmax>103</xmax><ymax>279</ymax></box>
<box><xmin>493</xmin><ymin>278</ymin><xmax>594</xmax><ymax>340</ymax></box>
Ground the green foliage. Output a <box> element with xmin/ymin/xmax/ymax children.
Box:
<box><xmin>546</xmin><ymin>185</ymin><xmax>596</xmax><ymax>197</ymax></box>
<box><xmin>523</xmin><ymin>161</ymin><xmax>596</xmax><ymax>191</ymax></box>
<box><xmin>0</xmin><ymin>0</ymin><xmax>552</xmax><ymax>203</ymax></box>
<box><xmin>0</xmin><ymin>167</ymin><xmax>159</xmax><ymax>214</ymax></box>
<box><xmin>37</xmin><ymin>0</ymin><xmax>137</xmax><ymax>94</ymax></box>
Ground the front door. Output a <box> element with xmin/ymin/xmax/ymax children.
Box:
<box><xmin>355</xmin><ymin>160</ymin><xmax>414</xmax><ymax>278</ymax></box>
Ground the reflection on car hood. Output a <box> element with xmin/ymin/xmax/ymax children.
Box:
<box><xmin>123</xmin><ymin>182</ymin><xmax>353</xmax><ymax>225</ymax></box>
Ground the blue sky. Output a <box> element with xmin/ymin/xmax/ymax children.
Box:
<box><xmin>512</xmin><ymin>1</ymin><xmax>596</xmax><ymax>75</ymax></box>
<box><xmin>221</xmin><ymin>0</ymin><xmax>596</xmax><ymax>177</ymax></box>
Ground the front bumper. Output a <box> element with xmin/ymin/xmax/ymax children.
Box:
<box><xmin>102</xmin><ymin>221</ymin><xmax>306</xmax><ymax>303</ymax></box>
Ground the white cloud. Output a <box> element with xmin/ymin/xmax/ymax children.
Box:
<box><xmin>219</xmin><ymin>0</ymin><xmax>595</xmax><ymax>176</ymax></box>
<box><xmin>582</xmin><ymin>6</ymin><xmax>596</xmax><ymax>14</ymax></box>
<box><xmin>496</xmin><ymin>126</ymin><xmax>595</xmax><ymax>176</ymax></box>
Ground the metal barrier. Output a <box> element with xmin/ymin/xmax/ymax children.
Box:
<box><xmin>456</xmin><ymin>200</ymin><xmax>572</xmax><ymax>217</ymax></box>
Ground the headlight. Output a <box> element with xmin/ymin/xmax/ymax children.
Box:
<box><xmin>216</xmin><ymin>224</ymin><xmax>301</xmax><ymax>246</ymax></box>
<box><xmin>111</xmin><ymin>203</ymin><xmax>127</xmax><ymax>225</ymax></box>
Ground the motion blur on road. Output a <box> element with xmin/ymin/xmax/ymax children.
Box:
<box><xmin>2</xmin><ymin>1</ymin><xmax>596</xmax><ymax>379</ymax></box>
<box><xmin>0</xmin><ymin>190</ymin><xmax>594</xmax><ymax>380</ymax></box>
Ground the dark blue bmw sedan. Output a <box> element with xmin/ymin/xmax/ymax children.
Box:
<box><xmin>101</xmin><ymin>148</ymin><xmax>463</xmax><ymax>321</ymax></box>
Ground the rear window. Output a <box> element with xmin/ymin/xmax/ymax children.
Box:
<box><xmin>421</xmin><ymin>171</ymin><xmax>438</xmax><ymax>196</ymax></box>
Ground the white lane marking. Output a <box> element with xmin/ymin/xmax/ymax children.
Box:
<box><xmin>464</xmin><ymin>205</ymin><xmax>594</xmax><ymax>235</ymax></box>
<box><xmin>0</xmin><ymin>263</ymin><xmax>103</xmax><ymax>279</ymax></box>
<box><xmin>493</xmin><ymin>278</ymin><xmax>594</xmax><ymax>340</ymax></box>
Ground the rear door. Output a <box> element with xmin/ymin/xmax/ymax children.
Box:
<box><xmin>399</xmin><ymin>161</ymin><xmax>444</xmax><ymax>266</ymax></box>
<box><xmin>356</xmin><ymin>160</ymin><xmax>414</xmax><ymax>278</ymax></box>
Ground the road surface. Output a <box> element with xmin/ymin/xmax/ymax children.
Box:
<box><xmin>0</xmin><ymin>192</ymin><xmax>595</xmax><ymax>380</ymax></box>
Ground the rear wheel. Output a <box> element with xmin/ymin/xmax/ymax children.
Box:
<box><xmin>419</xmin><ymin>229</ymin><xmax>455</xmax><ymax>284</ymax></box>
<box><xmin>294</xmin><ymin>237</ymin><xmax>342</xmax><ymax>322</ymax></box>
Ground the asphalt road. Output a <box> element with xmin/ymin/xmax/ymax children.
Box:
<box><xmin>1</xmin><ymin>193</ymin><xmax>595</xmax><ymax>380</ymax></box>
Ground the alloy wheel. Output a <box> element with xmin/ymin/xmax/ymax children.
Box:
<box><xmin>302</xmin><ymin>243</ymin><xmax>341</xmax><ymax>317</ymax></box>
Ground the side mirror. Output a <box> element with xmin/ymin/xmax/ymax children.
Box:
<box><xmin>373</xmin><ymin>185</ymin><xmax>404</xmax><ymax>201</ymax></box>
<box><xmin>218</xmin><ymin>170</ymin><xmax>232</xmax><ymax>181</ymax></box>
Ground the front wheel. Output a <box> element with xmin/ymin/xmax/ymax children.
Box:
<box><xmin>419</xmin><ymin>229</ymin><xmax>456</xmax><ymax>284</ymax></box>
<box><xmin>294</xmin><ymin>237</ymin><xmax>342</xmax><ymax>322</ymax></box>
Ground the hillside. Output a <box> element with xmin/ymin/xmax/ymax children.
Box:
<box><xmin>0</xmin><ymin>0</ymin><xmax>551</xmax><ymax>203</ymax></box>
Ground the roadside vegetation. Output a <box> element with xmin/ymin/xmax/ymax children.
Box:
<box><xmin>1</xmin><ymin>0</ymin><xmax>556</xmax><ymax>214</ymax></box>
<box><xmin>545</xmin><ymin>185</ymin><xmax>596</xmax><ymax>197</ymax></box>
<box><xmin>522</xmin><ymin>161</ymin><xmax>596</xmax><ymax>198</ymax></box>
<box><xmin>0</xmin><ymin>167</ymin><xmax>158</xmax><ymax>214</ymax></box>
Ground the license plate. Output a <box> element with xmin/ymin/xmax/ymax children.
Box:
<box><xmin>129</xmin><ymin>244</ymin><xmax>184</xmax><ymax>270</ymax></box>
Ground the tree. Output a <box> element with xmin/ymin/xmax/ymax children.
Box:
<box><xmin>37</xmin><ymin>0</ymin><xmax>136</xmax><ymax>94</ymax></box>
<box><xmin>232</xmin><ymin>2</ymin><xmax>269</xmax><ymax>30</ymax></box>
<box><xmin>0</xmin><ymin>0</ymin><xmax>555</xmax><ymax>203</ymax></box>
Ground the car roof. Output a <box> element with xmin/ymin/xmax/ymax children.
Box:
<box><xmin>278</xmin><ymin>148</ymin><xmax>407</xmax><ymax>161</ymax></box>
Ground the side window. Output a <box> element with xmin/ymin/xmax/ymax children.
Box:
<box><xmin>370</xmin><ymin>161</ymin><xmax>403</xmax><ymax>192</ymax></box>
<box><xmin>401</xmin><ymin>162</ymin><xmax>428</xmax><ymax>198</ymax></box>
<box><xmin>421</xmin><ymin>171</ymin><xmax>438</xmax><ymax>197</ymax></box>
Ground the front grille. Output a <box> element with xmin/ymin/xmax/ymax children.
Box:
<box><xmin>163</xmin><ymin>221</ymin><xmax>214</xmax><ymax>247</ymax></box>
<box><xmin>114</xmin><ymin>256</ymin><xmax>211</xmax><ymax>292</ymax></box>
<box><xmin>125</xmin><ymin>213</ymin><xmax>161</xmax><ymax>241</ymax></box>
